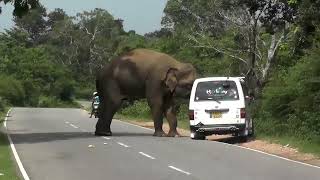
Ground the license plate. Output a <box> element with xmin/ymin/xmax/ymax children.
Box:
<box><xmin>212</xmin><ymin>112</ymin><xmax>222</xmax><ymax>118</ymax></box>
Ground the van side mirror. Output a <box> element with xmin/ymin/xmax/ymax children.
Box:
<box><xmin>245</xmin><ymin>95</ymin><xmax>252</xmax><ymax>100</ymax></box>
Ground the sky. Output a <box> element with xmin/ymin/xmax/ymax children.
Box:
<box><xmin>0</xmin><ymin>0</ymin><xmax>168</xmax><ymax>35</ymax></box>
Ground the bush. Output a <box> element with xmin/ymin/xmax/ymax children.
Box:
<box><xmin>119</xmin><ymin>100</ymin><xmax>151</xmax><ymax>119</ymax></box>
<box><xmin>256</xmin><ymin>47</ymin><xmax>320</xmax><ymax>144</ymax></box>
<box><xmin>22</xmin><ymin>80</ymin><xmax>41</xmax><ymax>106</ymax></box>
<box><xmin>118</xmin><ymin>99</ymin><xmax>190</xmax><ymax>129</ymax></box>
<box><xmin>74</xmin><ymin>87</ymin><xmax>94</xmax><ymax>100</ymax></box>
<box><xmin>0</xmin><ymin>75</ymin><xmax>25</xmax><ymax>106</ymax></box>
<box><xmin>0</xmin><ymin>97</ymin><xmax>6</xmax><ymax>112</ymax></box>
<box><xmin>51</xmin><ymin>78</ymin><xmax>76</xmax><ymax>102</ymax></box>
<box><xmin>38</xmin><ymin>96</ymin><xmax>60</xmax><ymax>108</ymax></box>
<box><xmin>38</xmin><ymin>96</ymin><xmax>80</xmax><ymax>108</ymax></box>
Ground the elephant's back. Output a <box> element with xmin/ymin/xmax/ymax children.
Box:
<box><xmin>109</xmin><ymin>49</ymin><xmax>183</xmax><ymax>96</ymax></box>
<box><xmin>120</xmin><ymin>48</ymin><xmax>181</xmax><ymax>73</ymax></box>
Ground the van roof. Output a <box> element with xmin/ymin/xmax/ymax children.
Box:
<box><xmin>194</xmin><ymin>77</ymin><xmax>245</xmax><ymax>83</ymax></box>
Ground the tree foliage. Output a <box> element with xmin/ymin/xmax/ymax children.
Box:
<box><xmin>0</xmin><ymin>0</ymin><xmax>39</xmax><ymax>17</ymax></box>
<box><xmin>0</xmin><ymin>4</ymin><xmax>151</xmax><ymax>107</ymax></box>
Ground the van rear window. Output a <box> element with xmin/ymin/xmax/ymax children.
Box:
<box><xmin>195</xmin><ymin>81</ymin><xmax>239</xmax><ymax>101</ymax></box>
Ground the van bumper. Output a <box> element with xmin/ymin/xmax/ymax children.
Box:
<box><xmin>190</xmin><ymin>124</ymin><xmax>245</xmax><ymax>135</ymax></box>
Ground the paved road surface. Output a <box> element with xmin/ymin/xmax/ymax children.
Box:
<box><xmin>5</xmin><ymin>108</ymin><xmax>320</xmax><ymax>180</ymax></box>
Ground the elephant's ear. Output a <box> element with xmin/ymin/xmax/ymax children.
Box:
<box><xmin>162</xmin><ymin>68</ymin><xmax>178</xmax><ymax>93</ymax></box>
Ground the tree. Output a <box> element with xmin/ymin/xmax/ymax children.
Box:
<box><xmin>13</xmin><ymin>4</ymin><xmax>47</xmax><ymax>45</ymax></box>
<box><xmin>0</xmin><ymin>0</ymin><xmax>39</xmax><ymax>17</ymax></box>
<box><xmin>47</xmin><ymin>8</ymin><xmax>68</xmax><ymax>31</ymax></box>
<box><xmin>75</xmin><ymin>8</ymin><xmax>125</xmax><ymax>74</ymax></box>
<box><xmin>162</xmin><ymin>0</ymin><xmax>296</xmax><ymax>96</ymax></box>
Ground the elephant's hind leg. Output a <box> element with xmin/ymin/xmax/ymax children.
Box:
<box><xmin>95</xmin><ymin>82</ymin><xmax>123</xmax><ymax>136</ymax></box>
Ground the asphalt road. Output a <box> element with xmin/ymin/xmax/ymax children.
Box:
<box><xmin>5</xmin><ymin>108</ymin><xmax>320</xmax><ymax>180</ymax></box>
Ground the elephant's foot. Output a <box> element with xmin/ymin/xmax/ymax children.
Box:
<box><xmin>95</xmin><ymin>131</ymin><xmax>112</xmax><ymax>136</ymax></box>
<box><xmin>153</xmin><ymin>130</ymin><xmax>167</xmax><ymax>137</ymax></box>
<box><xmin>167</xmin><ymin>130</ymin><xmax>181</xmax><ymax>137</ymax></box>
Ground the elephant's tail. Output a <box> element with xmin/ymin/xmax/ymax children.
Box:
<box><xmin>95</xmin><ymin>67</ymin><xmax>102</xmax><ymax>95</ymax></box>
<box><xmin>95</xmin><ymin>74</ymin><xmax>102</xmax><ymax>97</ymax></box>
<box><xmin>95</xmin><ymin>64</ymin><xmax>110</xmax><ymax>97</ymax></box>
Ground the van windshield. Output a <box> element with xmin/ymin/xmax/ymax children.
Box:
<box><xmin>195</xmin><ymin>81</ymin><xmax>239</xmax><ymax>101</ymax></box>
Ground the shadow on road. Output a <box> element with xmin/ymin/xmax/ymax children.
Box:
<box><xmin>8</xmin><ymin>131</ymin><xmax>153</xmax><ymax>144</ymax></box>
<box><xmin>9</xmin><ymin>132</ymin><xmax>95</xmax><ymax>144</ymax></box>
<box><xmin>112</xmin><ymin>132</ymin><xmax>153</xmax><ymax>137</ymax></box>
<box><xmin>207</xmin><ymin>135</ymin><xmax>255</xmax><ymax>144</ymax></box>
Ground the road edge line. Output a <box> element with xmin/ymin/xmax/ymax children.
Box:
<box><xmin>220</xmin><ymin>141</ymin><xmax>320</xmax><ymax>169</ymax></box>
<box><xmin>4</xmin><ymin>108</ymin><xmax>31</xmax><ymax>180</ymax></box>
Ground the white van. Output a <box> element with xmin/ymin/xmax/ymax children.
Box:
<box><xmin>188</xmin><ymin>77</ymin><xmax>254</xmax><ymax>140</ymax></box>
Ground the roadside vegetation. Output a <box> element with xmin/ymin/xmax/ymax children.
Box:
<box><xmin>0</xmin><ymin>109</ymin><xmax>20</xmax><ymax>180</ymax></box>
<box><xmin>0</xmin><ymin>0</ymin><xmax>319</xmax><ymax>158</ymax></box>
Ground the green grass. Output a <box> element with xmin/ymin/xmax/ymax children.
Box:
<box><xmin>256</xmin><ymin>134</ymin><xmax>320</xmax><ymax>157</ymax></box>
<box><xmin>115</xmin><ymin>100</ymin><xmax>191</xmax><ymax>130</ymax></box>
<box><xmin>0</xmin><ymin>109</ymin><xmax>20</xmax><ymax>180</ymax></box>
<box><xmin>38</xmin><ymin>96</ymin><xmax>81</xmax><ymax>108</ymax></box>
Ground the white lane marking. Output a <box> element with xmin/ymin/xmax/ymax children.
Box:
<box><xmin>69</xmin><ymin>124</ymin><xmax>79</xmax><ymax>129</ymax></box>
<box><xmin>102</xmin><ymin>137</ymin><xmax>110</xmax><ymax>140</ymax></box>
<box><xmin>4</xmin><ymin>108</ymin><xmax>31</xmax><ymax>180</ymax></box>
<box><xmin>117</xmin><ymin>119</ymin><xmax>320</xmax><ymax>169</ymax></box>
<box><xmin>168</xmin><ymin>166</ymin><xmax>191</xmax><ymax>175</ymax></box>
<box><xmin>139</xmin><ymin>152</ymin><xmax>156</xmax><ymax>160</ymax></box>
<box><xmin>117</xmin><ymin>142</ymin><xmax>130</xmax><ymax>148</ymax></box>
<box><xmin>114</xmin><ymin>119</ymin><xmax>153</xmax><ymax>131</ymax></box>
<box><xmin>65</xmin><ymin>121</ymin><xmax>70</xmax><ymax>124</ymax></box>
<box><xmin>222</xmin><ymin>143</ymin><xmax>320</xmax><ymax>169</ymax></box>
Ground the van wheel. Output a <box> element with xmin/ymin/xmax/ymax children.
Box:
<box><xmin>192</xmin><ymin>132</ymin><xmax>206</xmax><ymax>140</ymax></box>
<box><xmin>238</xmin><ymin>129</ymin><xmax>248</xmax><ymax>142</ymax></box>
<box><xmin>239</xmin><ymin>135</ymin><xmax>248</xmax><ymax>142</ymax></box>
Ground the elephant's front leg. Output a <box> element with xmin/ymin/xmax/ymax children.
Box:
<box><xmin>164</xmin><ymin>100</ymin><xmax>181</xmax><ymax>137</ymax></box>
<box><xmin>148</xmin><ymin>97</ymin><xmax>166</xmax><ymax>137</ymax></box>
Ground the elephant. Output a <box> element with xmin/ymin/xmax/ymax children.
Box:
<box><xmin>95</xmin><ymin>48</ymin><xmax>197</xmax><ymax>137</ymax></box>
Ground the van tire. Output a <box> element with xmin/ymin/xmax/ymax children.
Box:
<box><xmin>238</xmin><ymin>129</ymin><xmax>248</xmax><ymax>142</ymax></box>
<box><xmin>239</xmin><ymin>135</ymin><xmax>248</xmax><ymax>142</ymax></box>
<box><xmin>192</xmin><ymin>132</ymin><xmax>206</xmax><ymax>140</ymax></box>
<box><xmin>248</xmin><ymin>119</ymin><xmax>255</xmax><ymax>137</ymax></box>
